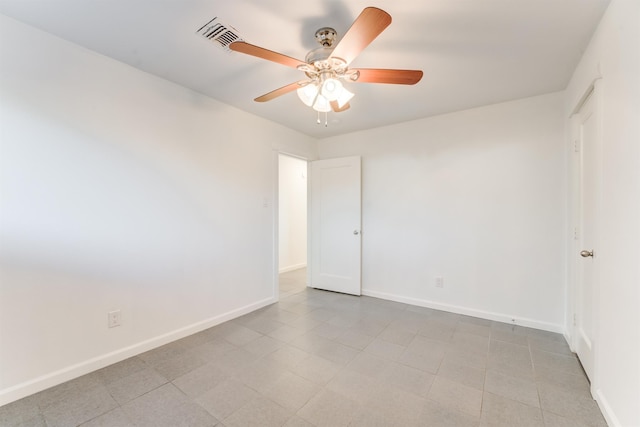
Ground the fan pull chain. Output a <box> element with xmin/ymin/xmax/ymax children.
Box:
<box><xmin>315</xmin><ymin>111</ymin><xmax>330</xmax><ymax>127</ymax></box>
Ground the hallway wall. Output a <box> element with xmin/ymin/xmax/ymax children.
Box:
<box><xmin>278</xmin><ymin>155</ymin><xmax>307</xmax><ymax>273</ymax></box>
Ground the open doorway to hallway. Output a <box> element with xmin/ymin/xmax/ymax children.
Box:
<box><xmin>278</xmin><ymin>153</ymin><xmax>308</xmax><ymax>298</ymax></box>
<box><xmin>279</xmin><ymin>267</ymin><xmax>307</xmax><ymax>299</ymax></box>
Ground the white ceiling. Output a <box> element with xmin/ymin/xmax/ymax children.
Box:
<box><xmin>0</xmin><ymin>0</ymin><xmax>609</xmax><ymax>138</ymax></box>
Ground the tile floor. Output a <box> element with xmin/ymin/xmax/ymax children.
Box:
<box><xmin>1</xmin><ymin>268</ymin><xmax>607</xmax><ymax>426</ymax></box>
<box><xmin>277</xmin><ymin>268</ymin><xmax>308</xmax><ymax>299</ymax></box>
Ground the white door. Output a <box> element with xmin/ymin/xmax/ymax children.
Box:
<box><xmin>575</xmin><ymin>91</ymin><xmax>600</xmax><ymax>382</ymax></box>
<box><xmin>310</xmin><ymin>156</ymin><xmax>361</xmax><ymax>295</ymax></box>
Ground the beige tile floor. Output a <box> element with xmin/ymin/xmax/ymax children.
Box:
<box><xmin>0</xmin><ymin>268</ymin><xmax>607</xmax><ymax>426</ymax></box>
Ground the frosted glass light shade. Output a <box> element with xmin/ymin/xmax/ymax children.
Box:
<box><xmin>297</xmin><ymin>79</ymin><xmax>354</xmax><ymax>113</ymax></box>
<box><xmin>336</xmin><ymin>87</ymin><xmax>354</xmax><ymax>108</ymax></box>
<box><xmin>297</xmin><ymin>84</ymin><xmax>319</xmax><ymax>107</ymax></box>
<box><xmin>312</xmin><ymin>94</ymin><xmax>332</xmax><ymax>112</ymax></box>
<box><xmin>320</xmin><ymin>78</ymin><xmax>343</xmax><ymax>101</ymax></box>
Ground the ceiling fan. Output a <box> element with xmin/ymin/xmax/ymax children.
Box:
<box><xmin>229</xmin><ymin>7</ymin><xmax>423</xmax><ymax>120</ymax></box>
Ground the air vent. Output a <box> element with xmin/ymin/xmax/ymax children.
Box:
<box><xmin>196</xmin><ymin>17</ymin><xmax>244</xmax><ymax>51</ymax></box>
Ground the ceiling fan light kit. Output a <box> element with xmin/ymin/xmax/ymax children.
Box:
<box><xmin>228</xmin><ymin>7</ymin><xmax>423</xmax><ymax>125</ymax></box>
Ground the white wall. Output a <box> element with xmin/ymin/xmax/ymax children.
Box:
<box><xmin>564</xmin><ymin>1</ymin><xmax>640</xmax><ymax>426</ymax></box>
<box><xmin>0</xmin><ymin>15</ymin><xmax>316</xmax><ymax>405</ymax></box>
<box><xmin>278</xmin><ymin>154</ymin><xmax>307</xmax><ymax>273</ymax></box>
<box><xmin>317</xmin><ymin>92</ymin><xmax>567</xmax><ymax>331</ymax></box>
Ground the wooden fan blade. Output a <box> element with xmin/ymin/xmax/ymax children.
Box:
<box><xmin>230</xmin><ymin>41</ymin><xmax>306</xmax><ymax>69</ymax></box>
<box><xmin>330</xmin><ymin>7</ymin><xmax>392</xmax><ymax>66</ymax></box>
<box><xmin>254</xmin><ymin>81</ymin><xmax>301</xmax><ymax>102</ymax></box>
<box><xmin>330</xmin><ymin>100</ymin><xmax>351</xmax><ymax>112</ymax></box>
<box><xmin>351</xmin><ymin>68</ymin><xmax>423</xmax><ymax>85</ymax></box>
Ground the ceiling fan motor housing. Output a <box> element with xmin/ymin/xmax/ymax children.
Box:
<box><xmin>315</xmin><ymin>27</ymin><xmax>337</xmax><ymax>47</ymax></box>
<box><xmin>304</xmin><ymin>28</ymin><xmax>349</xmax><ymax>81</ymax></box>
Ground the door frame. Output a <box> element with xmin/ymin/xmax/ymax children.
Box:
<box><xmin>568</xmin><ymin>77</ymin><xmax>603</xmax><ymax>394</ymax></box>
<box><xmin>272</xmin><ymin>150</ymin><xmax>311</xmax><ymax>301</ymax></box>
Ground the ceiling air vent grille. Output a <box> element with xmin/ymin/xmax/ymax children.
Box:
<box><xmin>196</xmin><ymin>17</ymin><xmax>244</xmax><ymax>51</ymax></box>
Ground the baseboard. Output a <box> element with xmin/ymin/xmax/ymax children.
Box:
<box><xmin>0</xmin><ymin>296</ymin><xmax>277</xmax><ymax>407</ymax></box>
<box><xmin>279</xmin><ymin>263</ymin><xmax>307</xmax><ymax>274</ymax></box>
<box><xmin>594</xmin><ymin>388</ymin><xmax>623</xmax><ymax>427</ymax></box>
<box><xmin>362</xmin><ymin>289</ymin><xmax>564</xmax><ymax>334</ymax></box>
<box><xmin>564</xmin><ymin>330</ymin><xmax>575</xmax><ymax>352</ymax></box>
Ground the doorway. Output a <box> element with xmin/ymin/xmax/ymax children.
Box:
<box><xmin>278</xmin><ymin>154</ymin><xmax>308</xmax><ymax>298</ymax></box>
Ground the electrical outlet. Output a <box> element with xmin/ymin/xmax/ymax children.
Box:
<box><xmin>435</xmin><ymin>276</ymin><xmax>444</xmax><ymax>288</ymax></box>
<box><xmin>108</xmin><ymin>310</ymin><xmax>122</xmax><ymax>328</ymax></box>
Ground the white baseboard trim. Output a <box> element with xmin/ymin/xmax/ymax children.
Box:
<box><xmin>594</xmin><ymin>388</ymin><xmax>622</xmax><ymax>427</ymax></box>
<box><xmin>0</xmin><ymin>296</ymin><xmax>277</xmax><ymax>407</ymax></box>
<box><xmin>279</xmin><ymin>263</ymin><xmax>307</xmax><ymax>274</ymax></box>
<box><xmin>564</xmin><ymin>330</ymin><xmax>575</xmax><ymax>352</ymax></box>
<box><xmin>362</xmin><ymin>289</ymin><xmax>565</xmax><ymax>334</ymax></box>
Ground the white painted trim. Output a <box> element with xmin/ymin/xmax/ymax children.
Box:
<box><xmin>277</xmin><ymin>151</ymin><xmax>310</xmax><ymax>162</ymax></box>
<box><xmin>0</xmin><ymin>296</ymin><xmax>276</xmax><ymax>406</ymax></box>
<box><xmin>362</xmin><ymin>289</ymin><xmax>565</xmax><ymax>334</ymax></box>
<box><xmin>590</xmin><ymin>78</ymin><xmax>604</xmax><ymax>397</ymax></box>
<box><xmin>279</xmin><ymin>263</ymin><xmax>307</xmax><ymax>274</ymax></box>
<box><xmin>272</xmin><ymin>149</ymin><xmax>281</xmax><ymax>302</ymax></box>
<box><xmin>563</xmin><ymin>331</ymin><xmax>573</xmax><ymax>352</ymax></box>
<box><xmin>595</xmin><ymin>388</ymin><xmax>622</xmax><ymax>427</ymax></box>
<box><xmin>566</xmin><ymin>110</ymin><xmax>581</xmax><ymax>352</ymax></box>
<box><xmin>568</xmin><ymin>63</ymin><xmax>602</xmax><ymax>117</ymax></box>
<box><xmin>306</xmin><ymin>160</ymin><xmax>313</xmax><ymax>291</ymax></box>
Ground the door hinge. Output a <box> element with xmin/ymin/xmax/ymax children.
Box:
<box><xmin>574</xmin><ymin>226</ymin><xmax>579</xmax><ymax>240</ymax></box>
<box><xmin>574</xmin><ymin>139</ymin><xmax>580</xmax><ymax>152</ymax></box>
<box><xmin>573</xmin><ymin>313</ymin><xmax>577</xmax><ymax>326</ymax></box>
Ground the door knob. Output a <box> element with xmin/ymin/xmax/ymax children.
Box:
<box><xmin>580</xmin><ymin>250</ymin><xmax>594</xmax><ymax>258</ymax></box>
<box><xmin>353</xmin><ymin>230</ymin><xmax>360</xmax><ymax>235</ymax></box>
